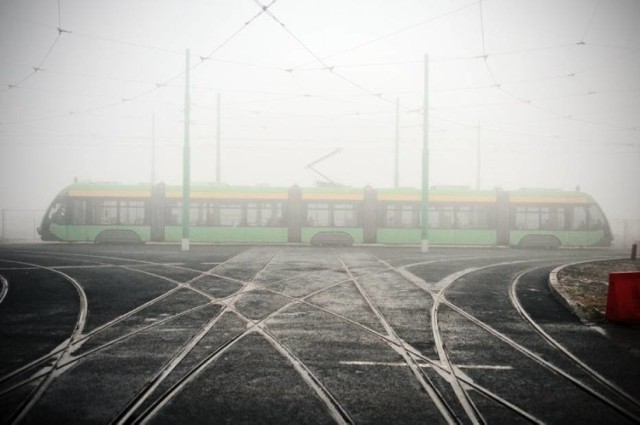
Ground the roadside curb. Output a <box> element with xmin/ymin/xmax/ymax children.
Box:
<box><xmin>549</xmin><ymin>263</ymin><xmax>588</xmax><ymax>324</ymax></box>
<box><xmin>548</xmin><ymin>259</ymin><xmax>614</xmax><ymax>325</ymax></box>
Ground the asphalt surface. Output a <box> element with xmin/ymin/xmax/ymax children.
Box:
<box><xmin>0</xmin><ymin>243</ymin><xmax>639</xmax><ymax>424</ymax></box>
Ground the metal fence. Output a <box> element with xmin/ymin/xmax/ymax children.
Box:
<box><xmin>0</xmin><ymin>209</ymin><xmax>45</xmax><ymax>242</ymax></box>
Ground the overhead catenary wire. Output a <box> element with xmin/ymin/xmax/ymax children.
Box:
<box><xmin>1</xmin><ymin>1</ymin><xmax>639</xmax><ymax>175</ymax></box>
<box><xmin>289</xmin><ymin>0</ymin><xmax>481</xmax><ymax>71</ymax></box>
<box><xmin>0</xmin><ymin>1</ymin><xmax>280</xmax><ymax>127</ymax></box>
<box><xmin>0</xmin><ymin>0</ymin><xmax>69</xmax><ymax>94</ymax></box>
<box><xmin>2</xmin><ymin>3</ymin><xmax>637</xmax><ymax>126</ymax></box>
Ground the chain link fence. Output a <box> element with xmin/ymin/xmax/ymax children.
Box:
<box><xmin>0</xmin><ymin>209</ymin><xmax>45</xmax><ymax>242</ymax></box>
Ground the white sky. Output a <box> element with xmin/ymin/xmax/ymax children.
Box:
<box><xmin>0</xmin><ymin>0</ymin><xmax>639</xmax><ymax>221</ymax></box>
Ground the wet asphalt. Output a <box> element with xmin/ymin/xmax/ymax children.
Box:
<box><xmin>0</xmin><ymin>243</ymin><xmax>639</xmax><ymax>424</ymax></box>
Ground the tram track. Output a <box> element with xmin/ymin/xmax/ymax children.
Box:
<box><xmin>0</xmin><ymin>246</ymin><xmax>315</xmax><ymax>391</ymax></box>
<box><xmin>256</xmin><ymin>253</ymin><xmax>559</xmax><ymax>423</ymax></box>
<box><xmin>277</xmin><ymin>251</ymin><xmax>640</xmax><ymax>423</ymax></box>
<box><xmin>335</xmin><ymin>251</ymin><xmax>461</xmax><ymax>425</ymax></box>
<box><xmin>127</xmin><ymin>250</ymin><xmax>361</xmax><ymax>425</ymax></box>
<box><xmin>441</xmin><ymin>296</ymin><xmax>640</xmax><ymax>423</ymax></box>
<box><xmin>374</xmin><ymin>255</ymin><xmax>564</xmax><ymax>423</ymax></box>
<box><xmin>256</xmin><ymin>253</ymin><xmax>557</xmax><ymax>422</ymax></box>
<box><xmin>509</xmin><ymin>266</ymin><xmax>640</xmax><ymax>417</ymax></box>
<box><xmin>0</xmin><ymin>248</ymin><xmax>273</xmax><ymax>423</ymax></box>
<box><xmin>0</xmin><ymin>247</ymin><xmax>483</xmax><ymax>425</ymax></box>
<box><xmin>0</xmin><ymin>274</ymin><xmax>8</xmax><ymax>304</ymax></box>
<box><xmin>0</xmin><ymin>259</ymin><xmax>88</xmax><ymax>425</ymax></box>
<box><xmin>106</xmin><ymin>248</ymin><xmax>453</xmax><ymax>423</ymax></box>
<box><xmin>382</xmin><ymin>255</ymin><xmax>640</xmax><ymax>423</ymax></box>
<box><xmin>0</xmin><ymin>251</ymin><xmax>241</xmax><ymax>391</ymax></box>
<box><xmin>430</xmin><ymin>267</ymin><xmax>487</xmax><ymax>425</ymax></box>
<box><xmin>111</xmin><ymin>248</ymin><xmax>284</xmax><ymax>424</ymax></box>
<box><xmin>1</xmin><ymin>246</ymin><xmax>635</xmax><ymax>423</ymax></box>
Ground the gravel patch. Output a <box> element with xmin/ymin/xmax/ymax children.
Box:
<box><xmin>555</xmin><ymin>259</ymin><xmax>640</xmax><ymax>323</ymax></box>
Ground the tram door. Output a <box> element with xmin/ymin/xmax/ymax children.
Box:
<box><xmin>287</xmin><ymin>186</ymin><xmax>302</xmax><ymax>243</ymax></box>
<box><xmin>363</xmin><ymin>187</ymin><xmax>377</xmax><ymax>244</ymax></box>
<box><xmin>496</xmin><ymin>190</ymin><xmax>510</xmax><ymax>246</ymax></box>
<box><xmin>150</xmin><ymin>183</ymin><xmax>165</xmax><ymax>242</ymax></box>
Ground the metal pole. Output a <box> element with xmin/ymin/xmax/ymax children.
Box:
<box><xmin>216</xmin><ymin>93</ymin><xmax>221</xmax><ymax>183</ymax></box>
<box><xmin>151</xmin><ymin>113</ymin><xmax>156</xmax><ymax>185</ymax></box>
<box><xmin>476</xmin><ymin>121</ymin><xmax>481</xmax><ymax>190</ymax></box>
<box><xmin>394</xmin><ymin>98</ymin><xmax>400</xmax><ymax>188</ymax></box>
<box><xmin>421</xmin><ymin>54</ymin><xmax>430</xmax><ymax>253</ymax></box>
<box><xmin>182</xmin><ymin>49</ymin><xmax>191</xmax><ymax>251</ymax></box>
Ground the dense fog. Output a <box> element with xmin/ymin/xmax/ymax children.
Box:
<box><xmin>1</xmin><ymin>0</ymin><xmax>639</xmax><ymax>226</ymax></box>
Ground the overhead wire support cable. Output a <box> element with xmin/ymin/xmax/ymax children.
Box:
<box><xmin>289</xmin><ymin>1</ymin><xmax>480</xmax><ymax>71</ymax></box>
<box><xmin>201</xmin><ymin>0</ymin><xmax>278</xmax><ymax>60</ymax></box>
<box><xmin>1</xmin><ymin>3</ymin><xmax>274</xmax><ymax>126</ymax></box>
<box><xmin>1</xmin><ymin>2</ymin><xmax>68</xmax><ymax>94</ymax></box>
<box><xmin>252</xmin><ymin>0</ymin><xmax>330</xmax><ymax>69</ymax></box>
<box><xmin>252</xmin><ymin>0</ymin><xmax>400</xmax><ymax>107</ymax></box>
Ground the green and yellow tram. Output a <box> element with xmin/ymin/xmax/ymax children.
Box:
<box><xmin>38</xmin><ymin>182</ymin><xmax>612</xmax><ymax>247</ymax></box>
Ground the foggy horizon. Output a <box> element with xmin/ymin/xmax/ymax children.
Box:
<box><xmin>1</xmin><ymin>0</ymin><xmax>639</xmax><ymax>222</ymax></box>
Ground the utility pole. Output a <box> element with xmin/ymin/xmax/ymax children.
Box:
<box><xmin>421</xmin><ymin>55</ymin><xmax>430</xmax><ymax>253</ymax></box>
<box><xmin>394</xmin><ymin>98</ymin><xmax>400</xmax><ymax>188</ymax></box>
<box><xmin>182</xmin><ymin>49</ymin><xmax>191</xmax><ymax>252</ymax></box>
<box><xmin>216</xmin><ymin>93</ymin><xmax>221</xmax><ymax>183</ymax></box>
<box><xmin>476</xmin><ymin>121</ymin><xmax>481</xmax><ymax>190</ymax></box>
<box><xmin>151</xmin><ymin>113</ymin><xmax>156</xmax><ymax>185</ymax></box>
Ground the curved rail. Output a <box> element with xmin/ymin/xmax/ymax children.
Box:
<box><xmin>510</xmin><ymin>266</ymin><xmax>640</xmax><ymax>414</ymax></box>
<box><xmin>335</xmin><ymin>251</ymin><xmax>460</xmax><ymax>425</ymax></box>
<box><xmin>0</xmin><ymin>259</ymin><xmax>88</xmax><ymax>424</ymax></box>
<box><xmin>0</xmin><ymin>274</ymin><xmax>8</xmax><ymax>305</ymax></box>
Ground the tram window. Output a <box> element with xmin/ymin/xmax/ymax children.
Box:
<box><xmin>554</xmin><ymin>207</ymin><xmax>567</xmax><ymax>230</ymax></box>
<box><xmin>383</xmin><ymin>204</ymin><xmax>418</xmax><ymax>228</ymax></box>
<box><xmin>246</xmin><ymin>203</ymin><xmax>259</xmax><ymax>226</ymax></box>
<box><xmin>48</xmin><ymin>200</ymin><xmax>67</xmax><ymax>225</ymax></box>
<box><xmin>164</xmin><ymin>201</ymin><xmax>181</xmax><ymax>225</ymax></box>
<box><xmin>455</xmin><ymin>205</ymin><xmax>495</xmax><ymax>229</ymax></box>
<box><xmin>429</xmin><ymin>206</ymin><xmax>454</xmax><ymax>229</ymax></box>
<box><xmin>333</xmin><ymin>203</ymin><xmax>358</xmax><ymax>227</ymax></box>
<box><xmin>456</xmin><ymin>206</ymin><xmax>473</xmax><ymax>228</ymax></box>
<box><xmin>92</xmin><ymin>200</ymin><xmax>118</xmax><ymax>225</ymax></box>
<box><xmin>588</xmin><ymin>205</ymin><xmax>606</xmax><ymax>230</ymax></box>
<box><xmin>306</xmin><ymin>203</ymin><xmax>330</xmax><ymax>227</ymax></box>
<box><xmin>217</xmin><ymin>203</ymin><xmax>242</xmax><ymax>226</ymax></box>
<box><xmin>475</xmin><ymin>205</ymin><xmax>495</xmax><ymax>229</ymax></box>
<box><xmin>514</xmin><ymin>206</ymin><xmax>542</xmax><ymax>230</ymax></box>
<box><xmin>189</xmin><ymin>202</ymin><xmax>208</xmax><ymax>226</ymax></box>
<box><xmin>119</xmin><ymin>201</ymin><xmax>146</xmax><ymax>225</ymax></box>
<box><xmin>70</xmin><ymin>199</ymin><xmax>85</xmax><ymax>225</ymax></box>
<box><xmin>264</xmin><ymin>203</ymin><xmax>284</xmax><ymax>226</ymax></box>
<box><xmin>427</xmin><ymin>207</ymin><xmax>438</xmax><ymax>228</ymax></box>
<box><xmin>571</xmin><ymin>206</ymin><xmax>588</xmax><ymax>230</ymax></box>
<box><xmin>247</xmin><ymin>202</ymin><xmax>284</xmax><ymax>227</ymax></box>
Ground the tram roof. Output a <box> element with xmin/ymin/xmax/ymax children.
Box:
<box><xmin>58</xmin><ymin>182</ymin><xmax>596</xmax><ymax>205</ymax></box>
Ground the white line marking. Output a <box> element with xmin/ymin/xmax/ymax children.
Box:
<box><xmin>339</xmin><ymin>361</ymin><xmax>513</xmax><ymax>370</ymax></box>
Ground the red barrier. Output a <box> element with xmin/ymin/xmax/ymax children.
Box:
<box><xmin>606</xmin><ymin>272</ymin><xmax>640</xmax><ymax>323</ymax></box>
